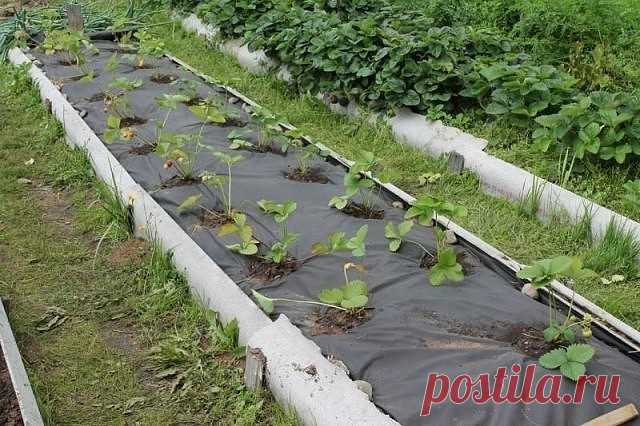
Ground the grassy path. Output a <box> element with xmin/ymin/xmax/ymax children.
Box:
<box><xmin>0</xmin><ymin>64</ymin><xmax>296</xmax><ymax>425</ymax></box>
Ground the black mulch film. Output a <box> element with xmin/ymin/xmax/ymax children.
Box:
<box><xmin>29</xmin><ymin>39</ymin><xmax>640</xmax><ymax>425</ymax></box>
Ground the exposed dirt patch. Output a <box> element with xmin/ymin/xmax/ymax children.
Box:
<box><xmin>0</xmin><ymin>348</ymin><xmax>23</xmax><ymax>426</ymax></box>
<box><xmin>200</xmin><ymin>210</ymin><xmax>233</xmax><ymax>229</ymax></box>
<box><xmin>120</xmin><ymin>116</ymin><xmax>147</xmax><ymax>127</ymax></box>
<box><xmin>286</xmin><ymin>167</ymin><xmax>329</xmax><ymax>184</ymax></box>
<box><xmin>420</xmin><ymin>251</ymin><xmax>472</xmax><ymax>272</ymax></box>
<box><xmin>150</xmin><ymin>74</ymin><xmax>178</xmax><ymax>84</ymax></box>
<box><xmin>218</xmin><ymin>116</ymin><xmax>247</xmax><ymax>128</ymax></box>
<box><xmin>248</xmin><ymin>257</ymin><xmax>298</xmax><ymax>282</ymax></box>
<box><xmin>85</xmin><ymin>92</ymin><xmax>105</xmax><ymax>103</ymax></box>
<box><xmin>341</xmin><ymin>201</ymin><xmax>384</xmax><ymax>220</ymax></box>
<box><xmin>135</xmin><ymin>63</ymin><xmax>156</xmax><ymax>70</ymax></box>
<box><xmin>310</xmin><ymin>308</ymin><xmax>371</xmax><ymax>336</ymax></box>
<box><xmin>183</xmin><ymin>97</ymin><xmax>205</xmax><ymax>107</ymax></box>
<box><xmin>31</xmin><ymin>185</ymin><xmax>73</xmax><ymax>232</ymax></box>
<box><xmin>160</xmin><ymin>175</ymin><xmax>202</xmax><ymax>189</ymax></box>
<box><xmin>502</xmin><ymin>325</ymin><xmax>560</xmax><ymax>358</ymax></box>
<box><xmin>426</xmin><ymin>313</ymin><xmax>558</xmax><ymax>358</ymax></box>
<box><xmin>107</xmin><ymin>239</ymin><xmax>147</xmax><ymax>269</ymax></box>
<box><xmin>128</xmin><ymin>144</ymin><xmax>155</xmax><ymax>156</ymax></box>
<box><xmin>68</xmin><ymin>72</ymin><xmax>98</xmax><ymax>82</ymax></box>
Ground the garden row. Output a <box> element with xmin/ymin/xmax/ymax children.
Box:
<box><xmin>25</xmin><ymin>26</ymin><xmax>640</xmax><ymax>425</ymax></box>
<box><xmin>165</xmin><ymin>0</ymin><xmax>640</xmax><ymax>225</ymax></box>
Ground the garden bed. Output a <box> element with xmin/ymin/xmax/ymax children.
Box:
<box><xmin>19</xmin><ymin>35</ymin><xmax>640</xmax><ymax>425</ymax></box>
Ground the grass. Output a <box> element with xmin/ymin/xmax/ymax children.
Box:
<box><xmin>142</xmin><ymin>14</ymin><xmax>640</xmax><ymax>329</ymax></box>
<box><xmin>0</xmin><ymin>62</ymin><xmax>297</xmax><ymax>425</ymax></box>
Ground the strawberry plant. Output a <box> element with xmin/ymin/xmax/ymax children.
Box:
<box><xmin>226</xmin><ymin>129</ymin><xmax>253</xmax><ymax>150</ymax></box>
<box><xmin>250</xmin><ymin>107</ymin><xmax>286</xmax><ymax>152</ymax></box>
<box><xmin>623</xmin><ymin>180</ymin><xmax>640</xmax><ymax>211</ymax></box>
<box><xmin>209</xmin><ymin>151</ymin><xmax>244</xmax><ymax>218</ymax></box>
<box><xmin>539</xmin><ymin>344</ymin><xmax>595</xmax><ymax>381</ymax></box>
<box><xmin>155</xmin><ymin>93</ymin><xmax>190</xmax><ymax>146</ymax></box>
<box><xmin>156</xmin><ymin>133</ymin><xmax>202</xmax><ymax>182</ymax></box>
<box><xmin>517</xmin><ymin>255</ymin><xmax>597</xmax><ymax>380</ymax></box>
<box><xmin>310</xmin><ymin>225</ymin><xmax>369</xmax><ymax>259</ymax></box>
<box><xmin>189</xmin><ymin>96</ymin><xmax>243</xmax><ymax>126</ymax></box>
<box><xmin>42</xmin><ymin>30</ymin><xmax>98</xmax><ymax>80</ymax></box>
<box><xmin>218</xmin><ymin>212</ymin><xmax>259</xmax><ymax>255</ymax></box>
<box><xmin>462</xmin><ymin>63</ymin><xmax>576</xmax><ymax>127</ymax></box>
<box><xmin>533</xmin><ymin>92</ymin><xmax>640</xmax><ymax>164</ymax></box>
<box><xmin>318</xmin><ymin>263</ymin><xmax>369</xmax><ymax>311</ymax></box>
<box><xmin>131</xmin><ymin>30</ymin><xmax>165</xmax><ymax>68</ymax></box>
<box><xmin>252</xmin><ymin>263</ymin><xmax>370</xmax><ymax>314</ymax></box>
<box><xmin>257</xmin><ymin>199</ymin><xmax>299</xmax><ymax>264</ymax></box>
<box><xmin>103</xmin><ymin>115</ymin><xmax>136</xmax><ymax>144</ymax></box>
<box><xmin>402</xmin><ymin>195</ymin><xmax>467</xmax><ymax>285</ymax></box>
<box><xmin>329</xmin><ymin>150</ymin><xmax>382</xmax><ymax>218</ymax></box>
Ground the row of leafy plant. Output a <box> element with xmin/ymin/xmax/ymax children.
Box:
<box><xmin>43</xmin><ymin>30</ymin><xmax>602</xmax><ymax>383</ymax></box>
<box><xmin>190</xmin><ymin>0</ymin><xmax>640</xmax><ymax>166</ymax></box>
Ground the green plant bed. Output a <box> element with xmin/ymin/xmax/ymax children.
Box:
<box><xmin>146</xmin><ymin>16</ymin><xmax>640</xmax><ymax>330</ymax></box>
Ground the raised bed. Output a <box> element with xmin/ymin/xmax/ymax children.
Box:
<box><xmin>0</xmin><ymin>300</ymin><xmax>44</xmax><ymax>426</ymax></box>
<box><xmin>10</xmin><ymin>34</ymin><xmax>640</xmax><ymax>425</ymax></box>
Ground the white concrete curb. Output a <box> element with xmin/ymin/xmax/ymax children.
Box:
<box><xmin>0</xmin><ymin>301</ymin><xmax>44</xmax><ymax>426</ymax></box>
<box><xmin>8</xmin><ymin>47</ymin><xmax>399</xmax><ymax>426</ymax></box>
<box><xmin>180</xmin><ymin>14</ymin><xmax>640</xmax><ymax>245</ymax></box>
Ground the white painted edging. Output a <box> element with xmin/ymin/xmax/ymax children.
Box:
<box><xmin>0</xmin><ymin>301</ymin><xmax>44</xmax><ymax>426</ymax></box>
<box><xmin>9</xmin><ymin>47</ymin><xmax>398</xmax><ymax>426</ymax></box>
<box><xmin>181</xmin><ymin>13</ymin><xmax>640</xmax><ymax>246</ymax></box>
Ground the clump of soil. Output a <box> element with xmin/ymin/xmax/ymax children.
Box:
<box><xmin>310</xmin><ymin>308</ymin><xmax>371</xmax><ymax>336</ymax></box>
<box><xmin>182</xmin><ymin>97</ymin><xmax>205</xmax><ymax>107</ymax></box>
<box><xmin>128</xmin><ymin>144</ymin><xmax>155</xmax><ymax>156</ymax></box>
<box><xmin>420</xmin><ymin>251</ymin><xmax>471</xmax><ymax>271</ymax></box>
<box><xmin>160</xmin><ymin>175</ymin><xmax>202</xmax><ymax>189</ymax></box>
<box><xmin>504</xmin><ymin>325</ymin><xmax>560</xmax><ymax>358</ymax></box>
<box><xmin>150</xmin><ymin>74</ymin><xmax>178</xmax><ymax>84</ymax></box>
<box><xmin>286</xmin><ymin>167</ymin><xmax>329</xmax><ymax>184</ymax></box>
<box><xmin>427</xmin><ymin>312</ymin><xmax>560</xmax><ymax>358</ymax></box>
<box><xmin>218</xmin><ymin>116</ymin><xmax>247</xmax><ymax>128</ymax></box>
<box><xmin>248</xmin><ymin>257</ymin><xmax>298</xmax><ymax>282</ymax></box>
<box><xmin>340</xmin><ymin>202</ymin><xmax>384</xmax><ymax>220</ymax></box>
<box><xmin>85</xmin><ymin>92</ymin><xmax>105</xmax><ymax>102</ymax></box>
<box><xmin>108</xmin><ymin>239</ymin><xmax>147</xmax><ymax>268</ymax></box>
<box><xmin>200</xmin><ymin>210</ymin><xmax>233</xmax><ymax>228</ymax></box>
<box><xmin>68</xmin><ymin>72</ymin><xmax>98</xmax><ymax>81</ymax></box>
<box><xmin>120</xmin><ymin>116</ymin><xmax>147</xmax><ymax>127</ymax></box>
<box><xmin>135</xmin><ymin>63</ymin><xmax>156</xmax><ymax>70</ymax></box>
<box><xmin>0</xmin><ymin>350</ymin><xmax>24</xmax><ymax>426</ymax></box>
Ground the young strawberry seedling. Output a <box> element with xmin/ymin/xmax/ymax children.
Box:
<box><xmin>329</xmin><ymin>150</ymin><xmax>383</xmax><ymax>219</ymax></box>
<box><xmin>226</xmin><ymin>129</ymin><xmax>254</xmax><ymax>150</ymax></box>
<box><xmin>128</xmin><ymin>30</ymin><xmax>165</xmax><ymax>69</ymax></box>
<box><xmin>257</xmin><ymin>199</ymin><xmax>299</xmax><ymax>264</ymax></box>
<box><xmin>156</xmin><ymin>133</ymin><xmax>202</xmax><ymax>186</ymax></box>
<box><xmin>42</xmin><ymin>30</ymin><xmax>98</xmax><ymax>81</ymax></box>
<box><xmin>250</xmin><ymin>107</ymin><xmax>287</xmax><ymax>153</ymax></box>
<box><xmin>287</xmin><ymin>141</ymin><xmax>329</xmax><ymax>183</ymax></box>
<box><xmin>517</xmin><ymin>255</ymin><xmax>597</xmax><ymax>380</ymax></box>
<box><xmin>393</xmin><ymin>195</ymin><xmax>468</xmax><ymax>285</ymax></box>
<box><xmin>251</xmin><ymin>263</ymin><xmax>370</xmax><ymax>314</ymax></box>
<box><xmin>218</xmin><ymin>213</ymin><xmax>260</xmax><ymax>256</ymax></box>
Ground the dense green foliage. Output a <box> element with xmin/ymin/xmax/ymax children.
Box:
<box><xmin>194</xmin><ymin>0</ymin><xmax>640</xmax><ymax>164</ymax></box>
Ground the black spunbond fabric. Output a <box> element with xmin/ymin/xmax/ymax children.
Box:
<box><xmin>31</xmin><ymin>41</ymin><xmax>640</xmax><ymax>425</ymax></box>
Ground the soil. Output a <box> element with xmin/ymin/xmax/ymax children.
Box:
<box><xmin>160</xmin><ymin>175</ymin><xmax>202</xmax><ymax>189</ymax></box>
<box><xmin>135</xmin><ymin>63</ymin><xmax>156</xmax><ymax>70</ymax></box>
<box><xmin>128</xmin><ymin>144</ymin><xmax>155</xmax><ymax>156</ymax></box>
<box><xmin>420</xmin><ymin>253</ymin><xmax>437</xmax><ymax>269</ymax></box>
<box><xmin>248</xmin><ymin>257</ymin><xmax>298</xmax><ymax>282</ymax></box>
<box><xmin>420</xmin><ymin>251</ymin><xmax>473</xmax><ymax>272</ymax></box>
<box><xmin>68</xmin><ymin>72</ymin><xmax>98</xmax><ymax>82</ymax></box>
<box><xmin>183</xmin><ymin>97</ymin><xmax>205</xmax><ymax>107</ymax></box>
<box><xmin>427</xmin><ymin>312</ymin><xmax>559</xmax><ymax>358</ymax></box>
<box><xmin>341</xmin><ymin>201</ymin><xmax>384</xmax><ymax>220</ymax></box>
<box><xmin>120</xmin><ymin>116</ymin><xmax>147</xmax><ymax>127</ymax></box>
<box><xmin>107</xmin><ymin>239</ymin><xmax>147</xmax><ymax>268</ymax></box>
<box><xmin>0</xmin><ymin>347</ymin><xmax>23</xmax><ymax>426</ymax></box>
<box><xmin>200</xmin><ymin>210</ymin><xmax>233</xmax><ymax>229</ymax></box>
<box><xmin>150</xmin><ymin>74</ymin><xmax>178</xmax><ymax>84</ymax></box>
<box><xmin>286</xmin><ymin>167</ymin><xmax>329</xmax><ymax>184</ymax></box>
<box><xmin>85</xmin><ymin>92</ymin><xmax>105</xmax><ymax>103</ymax></box>
<box><xmin>218</xmin><ymin>116</ymin><xmax>247</xmax><ymax>128</ymax></box>
<box><xmin>310</xmin><ymin>308</ymin><xmax>371</xmax><ymax>336</ymax></box>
